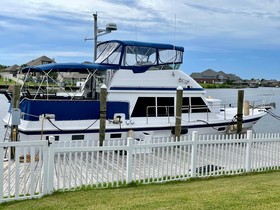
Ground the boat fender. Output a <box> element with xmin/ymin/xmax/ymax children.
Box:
<box><xmin>127</xmin><ymin>129</ymin><xmax>134</xmax><ymax>138</ymax></box>
<box><xmin>171</xmin><ymin>126</ymin><xmax>188</xmax><ymax>135</ymax></box>
<box><xmin>244</xmin><ymin>100</ymin><xmax>250</xmax><ymax>116</ymax></box>
<box><xmin>12</xmin><ymin>128</ymin><xmax>17</xmax><ymax>140</ymax></box>
<box><xmin>228</xmin><ymin>124</ymin><xmax>237</xmax><ymax>132</ymax></box>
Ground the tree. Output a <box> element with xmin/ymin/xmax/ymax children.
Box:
<box><xmin>0</xmin><ymin>64</ymin><xmax>8</xmax><ymax>70</ymax></box>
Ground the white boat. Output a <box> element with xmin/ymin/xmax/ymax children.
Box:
<box><xmin>2</xmin><ymin>40</ymin><xmax>274</xmax><ymax>142</ymax></box>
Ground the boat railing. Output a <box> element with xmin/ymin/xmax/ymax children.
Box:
<box><xmin>146</xmin><ymin>106</ymin><xmax>173</xmax><ymax>124</ymax></box>
<box><xmin>146</xmin><ymin>104</ymin><xmax>227</xmax><ymax>124</ymax></box>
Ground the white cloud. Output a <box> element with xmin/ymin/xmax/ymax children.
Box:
<box><xmin>2</xmin><ymin>0</ymin><xmax>279</xmax><ymax>45</ymax></box>
<box><xmin>1</xmin><ymin>0</ymin><xmax>280</xmax><ymax>71</ymax></box>
<box><xmin>136</xmin><ymin>0</ymin><xmax>280</xmax><ymax>45</ymax></box>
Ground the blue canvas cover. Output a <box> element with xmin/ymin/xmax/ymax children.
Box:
<box><xmin>19</xmin><ymin>99</ymin><xmax>129</xmax><ymax>121</ymax></box>
<box><xmin>21</xmin><ymin>63</ymin><xmax>119</xmax><ymax>73</ymax></box>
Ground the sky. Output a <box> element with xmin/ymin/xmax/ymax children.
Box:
<box><xmin>1</xmin><ymin>0</ymin><xmax>280</xmax><ymax>80</ymax></box>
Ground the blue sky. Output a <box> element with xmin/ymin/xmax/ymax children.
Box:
<box><xmin>1</xmin><ymin>0</ymin><xmax>280</xmax><ymax>80</ymax></box>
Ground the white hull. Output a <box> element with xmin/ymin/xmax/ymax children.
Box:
<box><xmin>3</xmin><ymin>107</ymin><xmax>265</xmax><ymax>142</ymax></box>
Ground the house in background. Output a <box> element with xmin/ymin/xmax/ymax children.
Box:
<box><xmin>1</xmin><ymin>56</ymin><xmax>90</xmax><ymax>89</ymax></box>
<box><xmin>190</xmin><ymin>69</ymin><xmax>242</xmax><ymax>84</ymax></box>
<box><xmin>0</xmin><ymin>64</ymin><xmax>22</xmax><ymax>84</ymax></box>
<box><xmin>1</xmin><ymin>64</ymin><xmax>20</xmax><ymax>77</ymax></box>
<box><xmin>25</xmin><ymin>55</ymin><xmax>55</xmax><ymax>66</ymax></box>
<box><xmin>21</xmin><ymin>55</ymin><xmax>56</xmax><ymax>81</ymax></box>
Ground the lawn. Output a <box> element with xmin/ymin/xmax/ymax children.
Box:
<box><xmin>1</xmin><ymin>171</ymin><xmax>280</xmax><ymax>210</ymax></box>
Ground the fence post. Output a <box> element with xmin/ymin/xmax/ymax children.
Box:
<box><xmin>42</xmin><ymin>140</ymin><xmax>49</xmax><ymax>195</ymax></box>
<box><xmin>245</xmin><ymin>130</ymin><xmax>253</xmax><ymax>172</ymax></box>
<box><xmin>126</xmin><ymin>137</ymin><xmax>133</xmax><ymax>184</ymax></box>
<box><xmin>190</xmin><ymin>131</ymin><xmax>198</xmax><ymax>178</ymax></box>
<box><xmin>47</xmin><ymin>136</ymin><xmax>55</xmax><ymax>194</ymax></box>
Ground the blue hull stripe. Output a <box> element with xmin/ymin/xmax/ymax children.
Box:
<box><xmin>18</xmin><ymin>117</ymin><xmax>260</xmax><ymax>136</ymax></box>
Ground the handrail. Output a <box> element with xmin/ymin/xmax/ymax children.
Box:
<box><xmin>145</xmin><ymin>100</ymin><xmax>270</xmax><ymax>125</ymax></box>
<box><xmin>146</xmin><ymin>104</ymin><xmax>225</xmax><ymax>124</ymax></box>
<box><xmin>146</xmin><ymin>105</ymin><xmax>172</xmax><ymax>124</ymax></box>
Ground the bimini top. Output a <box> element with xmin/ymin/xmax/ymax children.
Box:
<box><xmin>21</xmin><ymin>62</ymin><xmax>119</xmax><ymax>73</ymax></box>
<box><xmin>22</xmin><ymin>40</ymin><xmax>184</xmax><ymax>73</ymax></box>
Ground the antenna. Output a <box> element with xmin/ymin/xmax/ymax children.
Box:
<box><xmin>173</xmin><ymin>13</ymin><xmax>176</xmax><ymax>46</ymax></box>
<box><xmin>173</xmin><ymin>13</ymin><xmax>177</xmax><ymax>70</ymax></box>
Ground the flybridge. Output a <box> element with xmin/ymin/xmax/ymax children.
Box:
<box><xmin>95</xmin><ymin>40</ymin><xmax>184</xmax><ymax>73</ymax></box>
<box><xmin>22</xmin><ymin>40</ymin><xmax>184</xmax><ymax>74</ymax></box>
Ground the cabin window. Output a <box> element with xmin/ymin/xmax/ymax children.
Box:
<box><xmin>182</xmin><ymin>97</ymin><xmax>190</xmax><ymax>113</ymax></box>
<box><xmin>132</xmin><ymin>97</ymin><xmax>156</xmax><ymax>117</ymax></box>
<box><xmin>132</xmin><ymin>97</ymin><xmax>175</xmax><ymax>117</ymax></box>
<box><xmin>182</xmin><ymin>97</ymin><xmax>209</xmax><ymax>113</ymax></box>
<box><xmin>72</xmin><ymin>135</ymin><xmax>85</xmax><ymax>140</ymax></box>
<box><xmin>157</xmin><ymin>97</ymin><xmax>174</xmax><ymax>116</ymax></box>
<box><xmin>190</xmin><ymin>97</ymin><xmax>210</xmax><ymax>113</ymax></box>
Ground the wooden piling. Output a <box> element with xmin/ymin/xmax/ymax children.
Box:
<box><xmin>175</xmin><ymin>86</ymin><xmax>183</xmax><ymax>141</ymax></box>
<box><xmin>237</xmin><ymin>90</ymin><xmax>244</xmax><ymax>134</ymax></box>
<box><xmin>11</xmin><ymin>85</ymin><xmax>21</xmax><ymax>159</ymax></box>
<box><xmin>99</xmin><ymin>84</ymin><xmax>107</xmax><ymax>146</ymax></box>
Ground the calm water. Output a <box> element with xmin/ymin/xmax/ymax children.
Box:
<box><xmin>0</xmin><ymin>87</ymin><xmax>280</xmax><ymax>140</ymax></box>
<box><xmin>205</xmin><ymin>87</ymin><xmax>280</xmax><ymax>133</ymax></box>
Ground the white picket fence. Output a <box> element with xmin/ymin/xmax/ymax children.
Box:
<box><xmin>1</xmin><ymin>130</ymin><xmax>280</xmax><ymax>203</ymax></box>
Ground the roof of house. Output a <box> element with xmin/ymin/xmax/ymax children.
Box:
<box><xmin>26</xmin><ymin>55</ymin><xmax>55</xmax><ymax>66</ymax></box>
<box><xmin>191</xmin><ymin>69</ymin><xmax>242</xmax><ymax>81</ymax></box>
<box><xmin>2</xmin><ymin>64</ymin><xmax>20</xmax><ymax>73</ymax></box>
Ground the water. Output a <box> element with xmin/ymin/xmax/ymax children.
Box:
<box><xmin>205</xmin><ymin>87</ymin><xmax>280</xmax><ymax>133</ymax></box>
<box><xmin>0</xmin><ymin>87</ymin><xmax>280</xmax><ymax>141</ymax></box>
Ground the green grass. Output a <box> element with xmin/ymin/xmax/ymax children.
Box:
<box><xmin>1</xmin><ymin>171</ymin><xmax>280</xmax><ymax>209</ymax></box>
<box><xmin>0</xmin><ymin>77</ymin><xmax>13</xmax><ymax>85</ymax></box>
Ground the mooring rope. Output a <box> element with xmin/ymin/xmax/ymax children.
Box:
<box><xmin>264</xmin><ymin>110</ymin><xmax>280</xmax><ymax>120</ymax></box>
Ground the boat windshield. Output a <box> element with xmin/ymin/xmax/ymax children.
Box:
<box><xmin>95</xmin><ymin>40</ymin><xmax>184</xmax><ymax>71</ymax></box>
<box><xmin>95</xmin><ymin>42</ymin><xmax>122</xmax><ymax>65</ymax></box>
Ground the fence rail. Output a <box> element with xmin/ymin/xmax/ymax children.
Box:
<box><xmin>1</xmin><ymin>130</ymin><xmax>280</xmax><ymax>203</ymax></box>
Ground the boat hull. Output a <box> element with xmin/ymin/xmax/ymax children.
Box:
<box><xmin>3</xmin><ymin>113</ymin><xmax>262</xmax><ymax>142</ymax></box>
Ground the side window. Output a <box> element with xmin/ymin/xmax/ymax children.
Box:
<box><xmin>132</xmin><ymin>97</ymin><xmax>155</xmax><ymax>117</ymax></box>
<box><xmin>157</xmin><ymin>97</ymin><xmax>174</xmax><ymax>116</ymax></box>
<box><xmin>190</xmin><ymin>97</ymin><xmax>210</xmax><ymax>113</ymax></box>
<box><xmin>182</xmin><ymin>97</ymin><xmax>190</xmax><ymax>113</ymax></box>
